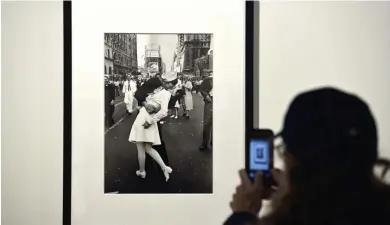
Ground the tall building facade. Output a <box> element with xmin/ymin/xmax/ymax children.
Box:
<box><xmin>104</xmin><ymin>33</ymin><xmax>138</xmax><ymax>76</ymax></box>
<box><xmin>174</xmin><ymin>34</ymin><xmax>212</xmax><ymax>75</ymax></box>
<box><xmin>104</xmin><ymin>35</ymin><xmax>114</xmax><ymax>75</ymax></box>
<box><xmin>130</xmin><ymin>34</ymin><xmax>138</xmax><ymax>71</ymax></box>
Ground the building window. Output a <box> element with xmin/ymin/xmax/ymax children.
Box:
<box><xmin>109</xmin><ymin>67</ymin><xmax>112</xmax><ymax>75</ymax></box>
<box><xmin>105</xmin><ymin>66</ymin><xmax>107</xmax><ymax>74</ymax></box>
<box><xmin>108</xmin><ymin>49</ymin><xmax>110</xmax><ymax>58</ymax></box>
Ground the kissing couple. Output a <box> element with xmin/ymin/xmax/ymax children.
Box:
<box><xmin>128</xmin><ymin>72</ymin><xmax>178</xmax><ymax>182</ymax></box>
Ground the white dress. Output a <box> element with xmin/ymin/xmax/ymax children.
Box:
<box><xmin>184</xmin><ymin>81</ymin><xmax>193</xmax><ymax>111</ymax></box>
<box><xmin>173</xmin><ymin>80</ymin><xmax>183</xmax><ymax>108</ymax></box>
<box><xmin>128</xmin><ymin>89</ymin><xmax>170</xmax><ymax>145</ymax></box>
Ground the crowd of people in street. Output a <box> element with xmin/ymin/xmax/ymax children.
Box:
<box><xmin>104</xmin><ymin>70</ymin><xmax>213</xmax><ymax>182</ymax></box>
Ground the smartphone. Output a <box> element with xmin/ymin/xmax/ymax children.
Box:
<box><xmin>246</xmin><ymin>129</ymin><xmax>275</xmax><ymax>186</ymax></box>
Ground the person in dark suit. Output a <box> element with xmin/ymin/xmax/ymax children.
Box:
<box><xmin>133</xmin><ymin>73</ymin><xmax>179</xmax><ymax>166</ymax></box>
<box><xmin>199</xmin><ymin>70</ymin><xmax>213</xmax><ymax>151</ymax></box>
<box><xmin>168</xmin><ymin>88</ymin><xmax>186</xmax><ymax>112</ymax></box>
<box><xmin>105</xmin><ymin>75</ymin><xmax>116</xmax><ymax>128</ymax></box>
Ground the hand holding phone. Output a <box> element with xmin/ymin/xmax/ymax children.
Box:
<box><xmin>246</xmin><ymin>129</ymin><xmax>276</xmax><ymax>188</ymax></box>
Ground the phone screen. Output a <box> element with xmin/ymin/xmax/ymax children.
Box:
<box><xmin>248</xmin><ymin>139</ymin><xmax>271</xmax><ymax>180</ymax></box>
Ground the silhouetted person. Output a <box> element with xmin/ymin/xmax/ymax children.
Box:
<box><xmin>225</xmin><ymin>87</ymin><xmax>390</xmax><ymax>225</ymax></box>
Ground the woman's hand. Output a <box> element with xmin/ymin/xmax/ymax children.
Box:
<box><xmin>142</xmin><ymin>121</ymin><xmax>152</xmax><ymax>129</ymax></box>
<box><xmin>230</xmin><ymin>170</ymin><xmax>264</xmax><ymax>215</ymax></box>
<box><xmin>229</xmin><ymin>169</ymin><xmax>288</xmax><ymax>215</ymax></box>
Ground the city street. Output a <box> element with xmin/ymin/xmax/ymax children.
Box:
<box><xmin>114</xmin><ymin>95</ymin><xmax>124</xmax><ymax>105</ymax></box>
<box><xmin>104</xmin><ymin>93</ymin><xmax>213</xmax><ymax>194</ymax></box>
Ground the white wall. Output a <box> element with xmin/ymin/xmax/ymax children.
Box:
<box><xmin>257</xmin><ymin>2</ymin><xmax>390</xmax><ymax>217</ymax></box>
<box><xmin>258</xmin><ymin>2</ymin><xmax>390</xmax><ymax>166</ymax></box>
<box><xmin>1</xmin><ymin>2</ymin><xmax>63</xmax><ymax>225</ymax></box>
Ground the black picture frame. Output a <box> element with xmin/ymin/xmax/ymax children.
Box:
<box><xmin>245</xmin><ymin>1</ymin><xmax>259</xmax><ymax>135</ymax></box>
<box><xmin>63</xmin><ymin>1</ymin><xmax>72</xmax><ymax>225</ymax></box>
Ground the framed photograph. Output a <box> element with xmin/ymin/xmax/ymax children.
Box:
<box><xmin>65</xmin><ymin>0</ymin><xmax>245</xmax><ymax>224</ymax></box>
<box><xmin>103</xmin><ymin>33</ymin><xmax>213</xmax><ymax>194</ymax></box>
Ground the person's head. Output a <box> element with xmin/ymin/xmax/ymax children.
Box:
<box><xmin>104</xmin><ymin>75</ymin><xmax>109</xmax><ymax>85</ymax></box>
<box><xmin>202</xmin><ymin>70</ymin><xmax>213</xmax><ymax>79</ymax></box>
<box><xmin>161</xmin><ymin>71</ymin><xmax>178</xmax><ymax>89</ymax></box>
<box><xmin>267</xmin><ymin>87</ymin><xmax>390</xmax><ymax>224</ymax></box>
<box><xmin>279</xmin><ymin>88</ymin><xmax>379</xmax><ymax>186</ymax></box>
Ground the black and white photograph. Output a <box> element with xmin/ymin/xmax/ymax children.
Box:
<box><xmin>104</xmin><ymin>33</ymin><xmax>214</xmax><ymax>194</ymax></box>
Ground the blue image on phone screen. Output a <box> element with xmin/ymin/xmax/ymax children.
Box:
<box><xmin>249</xmin><ymin>139</ymin><xmax>270</xmax><ymax>179</ymax></box>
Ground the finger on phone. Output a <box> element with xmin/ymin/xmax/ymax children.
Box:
<box><xmin>239</xmin><ymin>169</ymin><xmax>251</xmax><ymax>186</ymax></box>
<box><xmin>253</xmin><ymin>171</ymin><xmax>263</xmax><ymax>187</ymax></box>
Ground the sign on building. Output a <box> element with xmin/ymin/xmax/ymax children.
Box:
<box><xmin>148</xmin><ymin>62</ymin><xmax>159</xmax><ymax>72</ymax></box>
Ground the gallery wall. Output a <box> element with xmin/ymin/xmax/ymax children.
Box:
<box><xmin>3</xmin><ymin>1</ymin><xmax>390</xmax><ymax>225</ymax></box>
<box><xmin>258</xmin><ymin>2</ymin><xmax>390</xmax><ymax>171</ymax></box>
<box><xmin>1</xmin><ymin>2</ymin><xmax>64</xmax><ymax>225</ymax></box>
